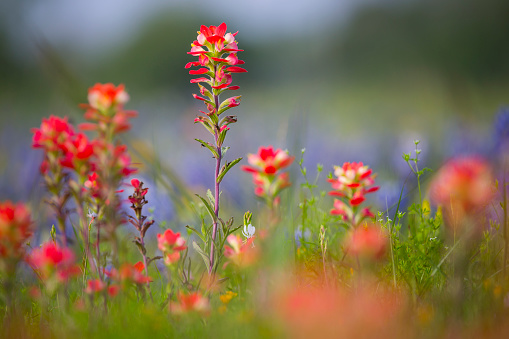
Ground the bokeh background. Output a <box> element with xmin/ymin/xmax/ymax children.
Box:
<box><xmin>1</xmin><ymin>0</ymin><xmax>508</xmax><ymax>227</ymax></box>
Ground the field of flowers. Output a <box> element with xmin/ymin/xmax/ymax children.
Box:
<box><xmin>1</xmin><ymin>22</ymin><xmax>509</xmax><ymax>339</ymax></box>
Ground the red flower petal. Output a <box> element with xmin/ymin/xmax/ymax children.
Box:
<box><xmin>187</xmin><ymin>51</ymin><xmax>208</xmax><ymax>55</ymax></box>
<box><xmin>241</xmin><ymin>165</ymin><xmax>259</xmax><ymax>174</ymax></box>
<box><xmin>364</xmin><ymin>186</ymin><xmax>380</xmax><ymax>193</ymax></box>
<box><xmin>200</xmin><ymin>25</ymin><xmax>212</xmax><ymax>36</ymax></box>
<box><xmin>134</xmin><ymin>261</ymin><xmax>145</xmax><ymax>272</ymax></box>
<box><xmin>350</xmin><ymin>195</ymin><xmax>365</xmax><ymax>206</ymax></box>
<box><xmin>216</xmin><ymin>22</ymin><xmax>227</xmax><ymax>37</ymax></box>
<box><xmin>131</xmin><ymin>178</ymin><xmax>140</xmax><ymax>189</ymax></box>
<box><xmin>226</xmin><ymin>66</ymin><xmax>247</xmax><ymax>73</ymax></box>
<box><xmin>192</xmin><ymin>94</ymin><xmax>207</xmax><ymax>101</ymax></box>
<box><xmin>189</xmin><ymin>68</ymin><xmax>209</xmax><ymax>75</ymax></box>
<box><xmin>264</xmin><ymin>165</ymin><xmax>277</xmax><ymax>174</ymax></box>
<box><xmin>190</xmin><ymin>77</ymin><xmax>210</xmax><ymax>84</ymax></box>
<box><xmin>210</xmin><ymin>57</ymin><xmax>229</xmax><ymax>63</ymax></box>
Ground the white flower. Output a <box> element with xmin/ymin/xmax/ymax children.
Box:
<box><xmin>87</xmin><ymin>209</ymin><xmax>97</xmax><ymax>219</ymax></box>
<box><xmin>242</xmin><ymin>224</ymin><xmax>256</xmax><ymax>247</ymax></box>
<box><xmin>242</xmin><ymin>223</ymin><xmax>255</xmax><ymax>239</ymax></box>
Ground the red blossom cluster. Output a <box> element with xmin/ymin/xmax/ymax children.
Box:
<box><xmin>88</xmin><ymin>261</ymin><xmax>150</xmax><ymax>297</ymax></box>
<box><xmin>32</xmin><ymin>83</ymin><xmax>137</xmax><ymax>208</ymax></box>
<box><xmin>83</xmin><ymin>144</ymin><xmax>136</xmax><ymax>201</ymax></box>
<box><xmin>128</xmin><ymin>179</ymin><xmax>149</xmax><ymax>218</ymax></box>
<box><xmin>30</xmin><ymin>83</ymin><xmax>138</xmax><ymax>290</ymax></box>
<box><xmin>429</xmin><ymin>156</ymin><xmax>494</xmax><ymax>231</ymax></box>
<box><xmin>32</xmin><ymin>116</ymin><xmax>95</xmax><ymax>176</ymax></box>
<box><xmin>170</xmin><ymin>292</ymin><xmax>210</xmax><ymax>315</ymax></box>
<box><xmin>0</xmin><ymin>201</ymin><xmax>32</xmax><ymax>272</ymax></box>
<box><xmin>28</xmin><ymin>242</ymin><xmax>80</xmax><ymax>283</ymax></box>
<box><xmin>84</xmin><ymin>278</ymin><xmax>120</xmax><ymax>298</ymax></box>
<box><xmin>328</xmin><ymin>162</ymin><xmax>379</xmax><ymax>227</ymax></box>
<box><xmin>80</xmin><ymin>83</ymin><xmax>137</xmax><ymax>135</ymax></box>
<box><xmin>187</xmin><ymin>23</ymin><xmax>246</xmax><ymax>144</ymax></box>
<box><xmin>344</xmin><ymin>223</ymin><xmax>387</xmax><ymax>260</ymax></box>
<box><xmin>104</xmin><ymin>261</ymin><xmax>152</xmax><ymax>286</ymax></box>
<box><xmin>223</xmin><ymin>234</ymin><xmax>258</xmax><ymax>268</ymax></box>
<box><xmin>157</xmin><ymin>229</ymin><xmax>187</xmax><ymax>265</ymax></box>
<box><xmin>241</xmin><ymin>146</ymin><xmax>294</xmax><ymax>206</ymax></box>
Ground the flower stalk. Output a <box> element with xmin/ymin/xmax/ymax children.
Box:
<box><xmin>187</xmin><ymin>23</ymin><xmax>246</xmax><ymax>274</ymax></box>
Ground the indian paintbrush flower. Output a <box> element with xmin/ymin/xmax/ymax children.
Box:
<box><xmin>344</xmin><ymin>223</ymin><xmax>387</xmax><ymax>261</ymax></box>
<box><xmin>223</xmin><ymin>234</ymin><xmax>258</xmax><ymax>268</ymax></box>
<box><xmin>429</xmin><ymin>155</ymin><xmax>494</xmax><ymax>232</ymax></box>
<box><xmin>127</xmin><ymin>178</ymin><xmax>155</xmax><ymax>294</ymax></box>
<box><xmin>170</xmin><ymin>292</ymin><xmax>210</xmax><ymax>315</ymax></box>
<box><xmin>241</xmin><ymin>146</ymin><xmax>294</xmax><ymax>208</ymax></box>
<box><xmin>328</xmin><ymin>162</ymin><xmax>379</xmax><ymax>227</ymax></box>
<box><xmin>187</xmin><ymin>23</ymin><xmax>246</xmax><ymax>275</ymax></box>
<box><xmin>0</xmin><ymin>201</ymin><xmax>33</xmax><ymax>273</ymax></box>
<box><xmin>28</xmin><ymin>242</ymin><xmax>80</xmax><ymax>293</ymax></box>
<box><xmin>157</xmin><ymin>229</ymin><xmax>187</xmax><ymax>265</ymax></box>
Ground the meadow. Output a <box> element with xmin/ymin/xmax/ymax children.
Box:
<box><xmin>1</xmin><ymin>20</ymin><xmax>509</xmax><ymax>339</ymax></box>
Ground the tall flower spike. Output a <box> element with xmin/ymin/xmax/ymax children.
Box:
<box><xmin>186</xmin><ymin>23</ymin><xmax>246</xmax><ymax>275</ymax></box>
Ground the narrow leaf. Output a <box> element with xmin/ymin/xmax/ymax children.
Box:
<box><xmin>195</xmin><ymin>194</ymin><xmax>216</xmax><ymax>222</ymax></box>
<box><xmin>185</xmin><ymin>225</ymin><xmax>205</xmax><ymax>242</ymax></box>
<box><xmin>206</xmin><ymin>189</ymin><xmax>215</xmax><ymax>208</ymax></box>
<box><xmin>221</xmin><ymin>146</ymin><xmax>230</xmax><ymax>157</ymax></box>
<box><xmin>193</xmin><ymin>241</ymin><xmax>210</xmax><ymax>271</ymax></box>
<box><xmin>216</xmin><ymin>157</ymin><xmax>243</xmax><ymax>183</ymax></box>
<box><xmin>195</xmin><ymin>138</ymin><xmax>219</xmax><ymax>158</ymax></box>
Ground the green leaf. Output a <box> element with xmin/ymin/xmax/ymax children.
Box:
<box><xmin>195</xmin><ymin>138</ymin><xmax>219</xmax><ymax>158</ymax></box>
<box><xmin>193</xmin><ymin>241</ymin><xmax>210</xmax><ymax>271</ymax></box>
<box><xmin>185</xmin><ymin>225</ymin><xmax>205</xmax><ymax>242</ymax></box>
<box><xmin>206</xmin><ymin>189</ymin><xmax>215</xmax><ymax>208</ymax></box>
<box><xmin>195</xmin><ymin>194</ymin><xmax>216</xmax><ymax>222</ymax></box>
<box><xmin>221</xmin><ymin>146</ymin><xmax>230</xmax><ymax>157</ymax></box>
<box><xmin>216</xmin><ymin>157</ymin><xmax>242</xmax><ymax>183</ymax></box>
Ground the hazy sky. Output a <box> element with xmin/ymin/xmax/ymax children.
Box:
<box><xmin>19</xmin><ymin>0</ymin><xmax>371</xmax><ymax>53</ymax></box>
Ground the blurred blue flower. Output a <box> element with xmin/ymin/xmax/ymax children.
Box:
<box><xmin>295</xmin><ymin>226</ymin><xmax>311</xmax><ymax>247</ymax></box>
<box><xmin>493</xmin><ymin>106</ymin><xmax>509</xmax><ymax>156</ymax></box>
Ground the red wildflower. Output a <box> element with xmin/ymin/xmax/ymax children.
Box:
<box><xmin>328</xmin><ymin>162</ymin><xmax>378</xmax><ymax>227</ymax></box>
<box><xmin>0</xmin><ymin>201</ymin><xmax>32</xmax><ymax>261</ymax></box>
<box><xmin>187</xmin><ymin>22</ymin><xmax>245</xmax><ymax>135</ymax></box>
<box><xmin>105</xmin><ymin>261</ymin><xmax>152</xmax><ymax>285</ymax></box>
<box><xmin>84</xmin><ymin>172</ymin><xmax>101</xmax><ymax>198</ymax></box>
<box><xmin>344</xmin><ymin>223</ymin><xmax>387</xmax><ymax>260</ymax></box>
<box><xmin>118</xmin><ymin>262</ymin><xmax>151</xmax><ymax>284</ymax></box>
<box><xmin>60</xmin><ymin>133</ymin><xmax>95</xmax><ymax>174</ymax></box>
<box><xmin>223</xmin><ymin>234</ymin><xmax>258</xmax><ymax>268</ymax></box>
<box><xmin>31</xmin><ymin>115</ymin><xmax>75</xmax><ymax>152</ymax></box>
<box><xmin>157</xmin><ymin>229</ymin><xmax>187</xmax><ymax>265</ymax></box>
<box><xmin>429</xmin><ymin>156</ymin><xmax>494</xmax><ymax>230</ymax></box>
<box><xmin>28</xmin><ymin>242</ymin><xmax>80</xmax><ymax>282</ymax></box>
<box><xmin>241</xmin><ymin>146</ymin><xmax>294</xmax><ymax>204</ymax></box>
<box><xmin>243</xmin><ymin>146</ymin><xmax>294</xmax><ymax>174</ymax></box>
<box><xmin>87</xmin><ymin>83</ymin><xmax>129</xmax><ymax>111</ymax></box>
<box><xmin>85</xmin><ymin>279</ymin><xmax>106</xmax><ymax>294</ymax></box>
<box><xmin>170</xmin><ymin>292</ymin><xmax>210</xmax><ymax>315</ymax></box>
<box><xmin>108</xmin><ymin>284</ymin><xmax>121</xmax><ymax>297</ymax></box>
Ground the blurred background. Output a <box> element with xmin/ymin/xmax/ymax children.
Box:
<box><xmin>1</xmin><ymin>0</ymin><xmax>508</xmax><ymax>227</ymax></box>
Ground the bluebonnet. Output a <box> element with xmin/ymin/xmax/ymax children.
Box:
<box><xmin>493</xmin><ymin>107</ymin><xmax>509</xmax><ymax>156</ymax></box>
